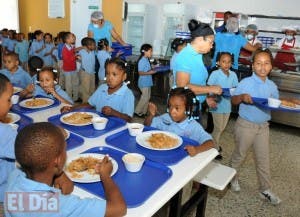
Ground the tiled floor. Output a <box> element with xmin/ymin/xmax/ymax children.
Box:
<box><xmin>135</xmin><ymin>96</ymin><xmax>300</xmax><ymax>217</ymax></box>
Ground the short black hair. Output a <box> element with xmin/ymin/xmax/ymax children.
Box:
<box><xmin>62</xmin><ymin>32</ymin><xmax>72</xmax><ymax>43</ymax></box>
<box><xmin>171</xmin><ymin>38</ymin><xmax>186</xmax><ymax>51</ymax></box>
<box><xmin>216</xmin><ymin>52</ymin><xmax>234</xmax><ymax>63</ymax></box>
<box><xmin>15</xmin><ymin>122</ymin><xmax>65</xmax><ymax>174</ymax></box>
<box><xmin>98</xmin><ymin>38</ymin><xmax>109</xmax><ymax>50</ymax></box>
<box><xmin>3</xmin><ymin>52</ymin><xmax>19</xmax><ymax>62</ymax></box>
<box><xmin>81</xmin><ymin>37</ymin><xmax>96</xmax><ymax>46</ymax></box>
<box><xmin>168</xmin><ymin>87</ymin><xmax>200</xmax><ymax>120</ymax></box>
<box><xmin>28</xmin><ymin>56</ymin><xmax>44</xmax><ymax>74</ymax></box>
<box><xmin>33</xmin><ymin>30</ymin><xmax>43</xmax><ymax>39</ymax></box>
<box><xmin>0</xmin><ymin>74</ymin><xmax>10</xmax><ymax>96</ymax></box>
<box><xmin>106</xmin><ymin>57</ymin><xmax>127</xmax><ymax>73</ymax></box>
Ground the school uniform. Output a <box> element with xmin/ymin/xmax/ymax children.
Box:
<box><xmin>0</xmin><ymin>123</ymin><xmax>17</xmax><ymax>202</ymax></box>
<box><xmin>88</xmin><ymin>21</ymin><xmax>113</xmax><ymax>46</ymax></box>
<box><xmin>5</xmin><ymin>169</ymin><xmax>106</xmax><ymax>217</ymax></box>
<box><xmin>34</xmin><ymin>84</ymin><xmax>73</xmax><ymax>104</ymax></box>
<box><xmin>97</xmin><ymin>50</ymin><xmax>111</xmax><ymax>82</ymax></box>
<box><xmin>174</xmin><ymin>44</ymin><xmax>208</xmax><ymax>105</ymax></box>
<box><xmin>135</xmin><ymin>57</ymin><xmax>153</xmax><ymax>116</ymax></box>
<box><xmin>78</xmin><ymin>49</ymin><xmax>96</xmax><ymax>103</ymax></box>
<box><xmin>14</xmin><ymin>39</ymin><xmax>29</xmax><ymax>67</ymax></box>
<box><xmin>43</xmin><ymin>43</ymin><xmax>55</xmax><ymax>67</ymax></box>
<box><xmin>62</xmin><ymin>44</ymin><xmax>79</xmax><ymax>101</ymax></box>
<box><xmin>29</xmin><ymin>39</ymin><xmax>45</xmax><ymax>59</ymax></box>
<box><xmin>231</xmin><ymin>73</ymin><xmax>279</xmax><ymax>192</ymax></box>
<box><xmin>0</xmin><ymin>66</ymin><xmax>32</xmax><ymax>88</ymax></box>
<box><xmin>88</xmin><ymin>83</ymin><xmax>134</xmax><ymax>117</ymax></box>
<box><xmin>151</xmin><ymin>113</ymin><xmax>212</xmax><ymax>144</ymax></box>
<box><xmin>212</xmin><ymin>32</ymin><xmax>248</xmax><ymax>70</ymax></box>
<box><xmin>207</xmin><ymin>69</ymin><xmax>239</xmax><ymax>149</ymax></box>
<box><xmin>6</xmin><ymin>38</ymin><xmax>16</xmax><ymax>52</ymax></box>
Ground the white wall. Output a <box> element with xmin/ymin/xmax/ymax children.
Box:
<box><xmin>0</xmin><ymin>0</ymin><xmax>19</xmax><ymax>31</ymax></box>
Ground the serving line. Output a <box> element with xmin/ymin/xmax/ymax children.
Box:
<box><xmin>28</xmin><ymin>105</ymin><xmax>218</xmax><ymax>217</ymax></box>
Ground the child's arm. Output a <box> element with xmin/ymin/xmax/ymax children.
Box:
<box><xmin>231</xmin><ymin>93</ymin><xmax>253</xmax><ymax>105</ymax></box>
<box><xmin>45</xmin><ymin>87</ymin><xmax>73</xmax><ymax>105</ymax></box>
<box><xmin>184</xmin><ymin>140</ymin><xmax>214</xmax><ymax>157</ymax></box>
<box><xmin>101</xmin><ymin>106</ymin><xmax>132</xmax><ymax>122</ymax></box>
<box><xmin>144</xmin><ymin>102</ymin><xmax>157</xmax><ymax>126</ymax></box>
<box><xmin>96</xmin><ymin>156</ymin><xmax>127</xmax><ymax>217</ymax></box>
<box><xmin>53</xmin><ymin>172</ymin><xmax>74</xmax><ymax>195</ymax></box>
<box><xmin>61</xmin><ymin>103</ymin><xmax>94</xmax><ymax>113</ymax></box>
<box><xmin>138</xmin><ymin>69</ymin><xmax>156</xmax><ymax>76</ymax></box>
<box><xmin>19</xmin><ymin>84</ymin><xmax>34</xmax><ymax>98</ymax></box>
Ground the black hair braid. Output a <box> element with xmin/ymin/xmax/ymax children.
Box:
<box><xmin>168</xmin><ymin>87</ymin><xmax>200</xmax><ymax>120</ymax></box>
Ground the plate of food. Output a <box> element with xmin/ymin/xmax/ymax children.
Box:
<box><xmin>65</xmin><ymin>153</ymin><xmax>118</xmax><ymax>183</ymax></box>
<box><xmin>136</xmin><ymin>130</ymin><xmax>183</xmax><ymax>151</ymax></box>
<box><xmin>60</xmin><ymin>112</ymin><xmax>100</xmax><ymax>126</ymax></box>
<box><xmin>2</xmin><ymin>112</ymin><xmax>21</xmax><ymax>124</ymax></box>
<box><xmin>13</xmin><ymin>86</ymin><xmax>23</xmax><ymax>94</ymax></box>
<box><xmin>280</xmin><ymin>99</ymin><xmax>300</xmax><ymax>110</ymax></box>
<box><xmin>19</xmin><ymin>97</ymin><xmax>54</xmax><ymax>109</ymax></box>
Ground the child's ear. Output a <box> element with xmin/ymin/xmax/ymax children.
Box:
<box><xmin>123</xmin><ymin>73</ymin><xmax>127</xmax><ymax>81</ymax></box>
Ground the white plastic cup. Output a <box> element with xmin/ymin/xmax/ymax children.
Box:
<box><xmin>122</xmin><ymin>153</ymin><xmax>145</xmax><ymax>172</ymax></box>
<box><xmin>268</xmin><ymin>98</ymin><xmax>281</xmax><ymax>108</ymax></box>
<box><xmin>127</xmin><ymin>123</ymin><xmax>144</xmax><ymax>136</ymax></box>
<box><xmin>229</xmin><ymin>88</ymin><xmax>236</xmax><ymax>96</ymax></box>
<box><xmin>11</xmin><ymin>95</ymin><xmax>20</xmax><ymax>104</ymax></box>
<box><xmin>92</xmin><ymin>117</ymin><xmax>108</xmax><ymax>130</ymax></box>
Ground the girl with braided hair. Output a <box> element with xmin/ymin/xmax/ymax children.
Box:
<box><xmin>144</xmin><ymin>87</ymin><xmax>214</xmax><ymax>156</ymax></box>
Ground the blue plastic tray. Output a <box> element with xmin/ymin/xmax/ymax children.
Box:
<box><xmin>11</xmin><ymin>96</ymin><xmax>61</xmax><ymax>114</ymax></box>
<box><xmin>11</xmin><ymin>111</ymin><xmax>33</xmax><ymax>131</ymax></box>
<box><xmin>154</xmin><ymin>65</ymin><xmax>170</xmax><ymax>73</ymax></box>
<box><xmin>252</xmin><ymin>97</ymin><xmax>300</xmax><ymax>113</ymax></box>
<box><xmin>222</xmin><ymin>88</ymin><xmax>231</xmax><ymax>97</ymax></box>
<box><xmin>74</xmin><ymin>146</ymin><xmax>172</xmax><ymax>208</ymax></box>
<box><xmin>105</xmin><ymin>126</ymin><xmax>199</xmax><ymax>165</ymax></box>
<box><xmin>66</xmin><ymin>133</ymin><xmax>84</xmax><ymax>150</ymax></box>
<box><xmin>48</xmin><ymin>109</ymin><xmax>126</xmax><ymax>138</ymax></box>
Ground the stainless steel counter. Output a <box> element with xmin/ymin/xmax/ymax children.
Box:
<box><xmin>269</xmin><ymin>70</ymin><xmax>300</xmax><ymax>128</ymax></box>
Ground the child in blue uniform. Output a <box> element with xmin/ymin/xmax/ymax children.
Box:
<box><xmin>134</xmin><ymin>44</ymin><xmax>157</xmax><ymax>117</ymax></box>
<box><xmin>0</xmin><ymin>74</ymin><xmax>17</xmax><ymax>203</ymax></box>
<box><xmin>208</xmin><ymin>52</ymin><xmax>238</xmax><ymax>159</ymax></box>
<box><xmin>20</xmin><ymin>66</ymin><xmax>73</xmax><ymax>105</ymax></box>
<box><xmin>145</xmin><ymin>87</ymin><xmax>214</xmax><ymax>156</ymax></box>
<box><xmin>97</xmin><ymin>38</ymin><xmax>111</xmax><ymax>85</ymax></box>
<box><xmin>78</xmin><ymin>37</ymin><xmax>96</xmax><ymax>103</ymax></box>
<box><xmin>0</xmin><ymin>52</ymin><xmax>32</xmax><ymax>89</ymax></box>
<box><xmin>5</xmin><ymin>122</ymin><xmax>126</xmax><ymax>217</ymax></box>
<box><xmin>29</xmin><ymin>30</ymin><xmax>45</xmax><ymax>59</ymax></box>
<box><xmin>62</xmin><ymin>58</ymin><xmax>134</xmax><ymax>122</ymax></box>
<box><xmin>230</xmin><ymin>48</ymin><xmax>281</xmax><ymax>205</ymax></box>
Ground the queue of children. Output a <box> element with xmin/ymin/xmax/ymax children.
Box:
<box><xmin>0</xmin><ymin>19</ymin><xmax>288</xmax><ymax>217</ymax></box>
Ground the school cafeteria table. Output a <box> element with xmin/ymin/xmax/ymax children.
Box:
<box><xmin>25</xmin><ymin>104</ymin><xmax>218</xmax><ymax>217</ymax></box>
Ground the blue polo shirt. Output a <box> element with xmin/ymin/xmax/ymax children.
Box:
<box><xmin>151</xmin><ymin>113</ymin><xmax>212</xmax><ymax>144</ymax></box>
<box><xmin>5</xmin><ymin>169</ymin><xmax>106</xmax><ymax>217</ymax></box>
<box><xmin>78</xmin><ymin>49</ymin><xmax>96</xmax><ymax>74</ymax></box>
<box><xmin>14</xmin><ymin>40</ymin><xmax>29</xmax><ymax>63</ymax></box>
<box><xmin>29</xmin><ymin>39</ymin><xmax>45</xmax><ymax>58</ymax></box>
<box><xmin>173</xmin><ymin>43</ymin><xmax>208</xmax><ymax>103</ymax></box>
<box><xmin>6</xmin><ymin>38</ymin><xmax>16</xmax><ymax>52</ymax></box>
<box><xmin>97</xmin><ymin>50</ymin><xmax>111</xmax><ymax>80</ymax></box>
<box><xmin>34</xmin><ymin>85</ymin><xmax>73</xmax><ymax>104</ymax></box>
<box><xmin>212</xmin><ymin>32</ymin><xmax>247</xmax><ymax>70</ymax></box>
<box><xmin>0</xmin><ymin>123</ymin><xmax>17</xmax><ymax>202</ymax></box>
<box><xmin>0</xmin><ymin>66</ymin><xmax>32</xmax><ymax>89</ymax></box>
<box><xmin>43</xmin><ymin>43</ymin><xmax>55</xmax><ymax>67</ymax></box>
<box><xmin>233</xmin><ymin>73</ymin><xmax>279</xmax><ymax>124</ymax></box>
<box><xmin>88</xmin><ymin>21</ymin><xmax>113</xmax><ymax>46</ymax></box>
<box><xmin>207</xmin><ymin>69</ymin><xmax>239</xmax><ymax>113</ymax></box>
<box><xmin>88</xmin><ymin>83</ymin><xmax>134</xmax><ymax>117</ymax></box>
<box><xmin>138</xmin><ymin>57</ymin><xmax>153</xmax><ymax>88</ymax></box>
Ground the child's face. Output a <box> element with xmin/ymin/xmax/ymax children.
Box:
<box><xmin>3</xmin><ymin>56</ymin><xmax>19</xmax><ymax>72</ymax></box>
<box><xmin>44</xmin><ymin>35</ymin><xmax>52</xmax><ymax>43</ymax></box>
<box><xmin>87</xmin><ymin>42</ymin><xmax>96</xmax><ymax>51</ymax></box>
<box><xmin>39</xmin><ymin>71</ymin><xmax>56</xmax><ymax>90</ymax></box>
<box><xmin>144</xmin><ymin>48</ymin><xmax>153</xmax><ymax>58</ymax></box>
<box><xmin>106</xmin><ymin>63</ymin><xmax>126</xmax><ymax>90</ymax></box>
<box><xmin>252</xmin><ymin>52</ymin><xmax>272</xmax><ymax>81</ymax></box>
<box><xmin>168</xmin><ymin>95</ymin><xmax>187</xmax><ymax>123</ymax></box>
<box><xmin>36</xmin><ymin>33</ymin><xmax>44</xmax><ymax>41</ymax></box>
<box><xmin>218</xmin><ymin>54</ymin><xmax>232</xmax><ymax>72</ymax></box>
<box><xmin>0</xmin><ymin>82</ymin><xmax>13</xmax><ymax>121</ymax></box>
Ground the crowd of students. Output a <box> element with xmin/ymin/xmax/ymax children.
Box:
<box><xmin>0</xmin><ymin>15</ymin><xmax>291</xmax><ymax>216</ymax></box>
